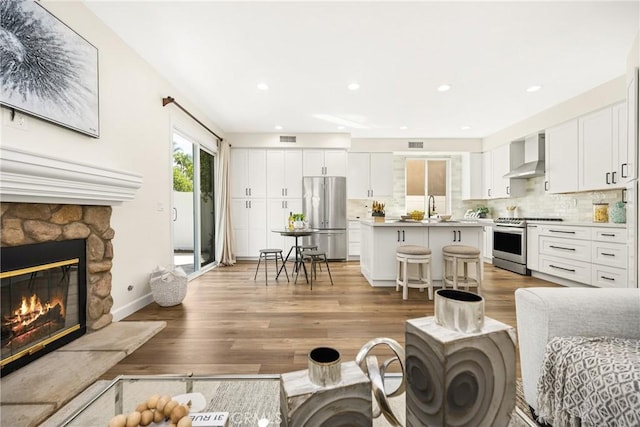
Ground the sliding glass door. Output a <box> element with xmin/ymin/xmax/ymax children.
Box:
<box><xmin>172</xmin><ymin>131</ymin><xmax>216</xmax><ymax>276</ymax></box>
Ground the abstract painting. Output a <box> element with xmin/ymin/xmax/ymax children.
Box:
<box><xmin>0</xmin><ymin>0</ymin><xmax>99</xmax><ymax>137</ymax></box>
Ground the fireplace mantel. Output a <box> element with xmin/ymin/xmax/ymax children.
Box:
<box><xmin>0</xmin><ymin>146</ymin><xmax>143</xmax><ymax>206</ymax></box>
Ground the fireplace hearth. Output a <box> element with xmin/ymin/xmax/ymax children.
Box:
<box><xmin>1</xmin><ymin>239</ymin><xmax>87</xmax><ymax>376</ymax></box>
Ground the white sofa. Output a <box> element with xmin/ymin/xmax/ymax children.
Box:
<box><xmin>515</xmin><ymin>287</ymin><xmax>640</xmax><ymax>415</ymax></box>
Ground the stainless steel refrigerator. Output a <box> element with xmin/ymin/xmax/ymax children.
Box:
<box><xmin>303</xmin><ymin>176</ymin><xmax>347</xmax><ymax>260</ymax></box>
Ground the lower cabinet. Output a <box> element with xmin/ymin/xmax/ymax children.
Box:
<box><xmin>429</xmin><ymin>228</ymin><xmax>481</xmax><ymax>281</ymax></box>
<box><xmin>348</xmin><ymin>220</ymin><xmax>361</xmax><ymax>258</ymax></box>
<box><xmin>483</xmin><ymin>225</ymin><xmax>493</xmax><ymax>263</ymax></box>
<box><xmin>531</xmin><ymin>224</ymin><xmax>627</xmax><ymax>288</ymax></box>
<box><xmin>370</xmin><ymin>227</ymin><xmax>428</xmax><ymax>281</ymax></box>
<box><xmin>231</xmin><ymin>199</ymin><xmax>267</xmax><ymax>257</ymax></box>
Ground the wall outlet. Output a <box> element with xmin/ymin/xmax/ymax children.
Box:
<box><xmin>4</xmin><ymin>110</ymin><xmax>29</xmax><ymax>131</ymax></box>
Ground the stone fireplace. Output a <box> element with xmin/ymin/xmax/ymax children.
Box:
<box><xmin>0</xmin><ymin>146</ymin><xmax>142</xmax><ymax>375</ymax></box>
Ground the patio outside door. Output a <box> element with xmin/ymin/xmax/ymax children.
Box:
<box><xmin>172</xmin><ymin>132</ymin><xmax>216</xmax><ymax>276</ymax></box>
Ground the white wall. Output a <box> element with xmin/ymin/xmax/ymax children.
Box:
<box><xmin>227</xmin><ymin>132</ymin><xmax>350</xmax><ymax>148</ymax></box>
<box><xmin>0</xmin><ymin>1</ymin><xmax>223</xmax><ymax>320</ymax></box>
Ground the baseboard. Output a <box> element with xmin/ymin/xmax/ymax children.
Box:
<box><xmin>112</xmin><ymin>293</ymin><xmax>154</xmax><ymax>321</ymax></box>
<box><xmin>530</xmin><ymin>271</ymin><xmax>593</xmax><ymax>288</ymax></box>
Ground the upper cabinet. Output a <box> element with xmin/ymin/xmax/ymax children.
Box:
<box><xmin>545</xmin><ymin>119</ymin><xmax>579</xmax><ymax>194</ymax></box>
<box><xmin>347</xmin><ymin>152</ymin><xmax>394</xmax><ymax>199</ymax></box>
<box><xmin>622</xmin><ymin>68</ymin><xmax>638</xmax><ymax>184</ymax></box>
<box><xmin>579</xmin><ymin>102</ymin><xmax>626</xmax><ymax>191</ymax></box>
<box><xmin>230</xmin><ymin>148</ymin><xmax>267</xmax><ymax>198</ymax></box>
<box><xmin>481</xmin><ymin>145</ymin><xmax>525</xmax><ymax>199</ymax></box>
<box><xmin>303</xmin><ymin>149</ymin><xmax>347</xmax><ymax>176</ymax></box>
<box><xmin>461</xmin><ymin>153</ymin><xmax>483</xmax><ymax>200</ymax></box>
<box><xmin>266</xmin><ymin>150</ymin><xmax>303</xmax><ymax>198</ymax></box>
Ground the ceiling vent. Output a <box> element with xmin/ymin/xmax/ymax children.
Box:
<box><xmin>408</xmin><ymin>141</ymin><xmax>424</xmax><ymax>149</ymax></box>
<box><xmin>279</xmin><ymin>135</ymin><xmax>297</xmax><ymax>143</ymax></box>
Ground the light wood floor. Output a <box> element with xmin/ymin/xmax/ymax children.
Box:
<box><xmin>101</xmin><ymin>261</ymin><xmax>560</xmax><ymax>380</ymax></box>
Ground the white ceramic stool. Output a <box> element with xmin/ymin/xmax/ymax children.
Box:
<box><xmin>396</xmin><ymin>245</ymin><xmax>433</xmax><ymax>300</ymax></box>
<box><xmin>442</xmin><ymin>245</ymin><xmax>482</xmax><ymax>294</ymax></box>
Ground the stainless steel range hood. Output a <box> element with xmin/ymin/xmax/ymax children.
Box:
<box><xmin>504</xmin><ymin>133</ymin><xmax>545</xmax><ymax>179</ymax></box>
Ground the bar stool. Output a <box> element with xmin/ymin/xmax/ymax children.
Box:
<box><xmin>254</xmin><ymin>248</ymin><xmax>289</xmax><ymax>285</ymax></box>
<box><xmin>295</xmin><ymin>250</ymin><xmax>333</xmax><ymax>290</ymax></box>
<box><xmin>396</xmin><ymin>245</ymin><xmax>433</xmax><ymax>300</ymax></box>
<box><xmin>442</xmin><ymin>245</ymin><xmax>482</xmax><ymax>294</ymax></box>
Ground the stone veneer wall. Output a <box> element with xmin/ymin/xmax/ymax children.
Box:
<box><xmin>0</xmin><ymin>203</ymin><xmax>114</xmax><ymax>331</ymax></box>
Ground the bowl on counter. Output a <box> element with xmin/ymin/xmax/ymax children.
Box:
<box><xmin>439</xmin><ymin>214</ymin><xmax>452</xmax><ymax>222</ymax></box>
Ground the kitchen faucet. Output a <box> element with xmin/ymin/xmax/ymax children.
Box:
<box><xmin>427</xmin><ymin>195</ymin><xmax>436</xmax><ymax>218</ymax></box>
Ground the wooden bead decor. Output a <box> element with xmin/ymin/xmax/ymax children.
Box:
<box><xmin>107</xmin><ymin>394</ymin><xmax>192</xmax><ymax>427</ymax></box>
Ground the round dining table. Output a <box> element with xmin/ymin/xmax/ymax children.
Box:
<box><xmin>271</xmin><ymin>228</ymin><xmax>315</xmax><ymax>282</ymax></box>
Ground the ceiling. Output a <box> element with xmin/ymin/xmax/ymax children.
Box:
<box><xmin>85</xmin><ymin>1</ymin><xmax>639</xmax><ymax>139</ymax></box>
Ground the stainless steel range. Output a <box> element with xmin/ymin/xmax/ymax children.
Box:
<box><xmin>492</xmin><ymin>217</ymin><xmax>562</xmax><ymax>275</ymax></box>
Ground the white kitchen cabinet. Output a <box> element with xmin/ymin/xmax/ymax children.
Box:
<box><xmin>230</xmin><ymin>149</ymin><xmax>267</xmax><ymax>198</ymax></box>
<box><xmin>482</xmin><ymin>145</ymin><xmax>524</xmax><ymax>199</ymax></box>
<box><xmin>612</xmin><ymin>102</ymin><xmax>628</xmax><ymax>185</ymax></box>
<box><xmin>461</xmin><ymin>153</ymin><xmax>483</xmax><ymax>200</ymax></box>
<box><xmin>482</xmin><ymin>151</ymin><xmax>492</xmax><ymax>198</ymax></box>
<box><xmin>266</xmin><ymin>199</ymin><xmax>302</xmax><ymax>252</ymax></box>
<box><xmin>231</xmin><ymin>198</ymin><xmax>267</xmax><ymax>257</ymax></box>
<box><xmin>303</xmin><ymin>149</ymin><xmax>347</xmax><ymax>176</ymax></box>
<box><xmin>579</xmin><ymin>107</ymin><xmax>615</xmax><ymax>191</ymax></box>
<box><xmin>526</xmin><ymin>224</ymin><xmax>539</xmax><ymax>271</ymax></box>
<box><xmin>429</xmin><ymin>227</ymin><xmax>481</xmax><ymax>280</ymax></box>
<box><xmin>347</xmin><ymin>152</ymin><xmax>394</xmax><ymax>198</ymax></box>
<box><xmin>483</xmin><ymin>225</ymin><xmax>493</xmax><ymax>263</ymax></box>
<box><xmin>348</xmin><ymin>220</ymin><xmax>361</xmax><ymax>258</ymax></box>
<box><xmin>370</xmin><ymin>227</ymin><xmax>428</xmax><ymax>281</ymax></box>
<box><xmin>545</xmin><ymin>119</ymin><xmax>579</xmax><ymax>194</ymax></box>
<box><xmin>621</xmin><ymin>68</ymin><xmax>638</xmax><ymax>184</ymax></box>
<box><xmin>266</xmin><ymin>150</ymin><xmax>303</xmax><ymax>199</ymax></box>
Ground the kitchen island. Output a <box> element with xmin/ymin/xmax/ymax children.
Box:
<box><xmin>360</xmin><ymin>219</ymin><xmax>484</xmax><ymax>287</ymax></box>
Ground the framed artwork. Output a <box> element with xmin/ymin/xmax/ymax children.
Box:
<box><xmin>0</xmin><ymin>0</ymin><xmax>99</xmax><ymax>138</ymax></box>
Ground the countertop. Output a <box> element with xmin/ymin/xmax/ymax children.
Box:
<box><xmin>526</xmin><ymin>220</ymin><xmax>626</xmax><ymax>228</ymax></box>
<box><xmin>360</xmin><ymin>219</ymin><xmax>484</xmax><ymax>227</ymax></box>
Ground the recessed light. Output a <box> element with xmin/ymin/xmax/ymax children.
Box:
<box><xmin>348</xmin><ymin>83</ymin><xmax>360</xmax><ymax>91</ymax></box>
<box><xmin>274</xmin><ymin>125</ymin><xmax>283</xmax><ymax>130</ymax></box>
<box><xmin>437</xmin><ymin>84</ymin><xmax>451</xmax><ymax>92</ymax></box>
<box><xmin>400</xmin><ymin>126</ymin><xmax>408</xmax><ymax>130</ymax></box>
<box><xmin>257</xmin><ymin>82</ymin><xmax>269</xmax><ymax>91</ymax></box>
<box><xmin>526</xmin><ymin>85</ymin><xmax>542</xmax><ymax>93</ymax></box>
<box><xmin>461</xmin><ymin>125</ymin><xmax>472</xmax><ymax>130</ymax></box>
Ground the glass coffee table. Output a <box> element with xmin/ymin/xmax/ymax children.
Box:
<box><xmin>53</xmin><ymin>374</ymin><xmax>281</xmax><ymax>426</ymax></box>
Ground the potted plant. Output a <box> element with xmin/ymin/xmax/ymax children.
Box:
<box><xmin>293</xmin><ymin>213</ymin><xmax>306</xmax><ymax>228</ymax></box>
<box><xmin>371</xmin><ymin>201</ymin><xmax>386</xmax><ymax>222</ymax></box>
<box><xmin>476</xmin><ymin>206</ymin><xmax>490</xmax><ymax>218</ymax></box>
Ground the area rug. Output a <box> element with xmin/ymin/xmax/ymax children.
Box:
<box><xmin>0</xmin><ymin>320</ymin><xmax>166</xmax><ymax>427</ymax></box>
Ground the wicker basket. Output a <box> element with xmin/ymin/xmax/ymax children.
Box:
<box><xmin>149</xmin><ymin>266</ymin><xmax>188</xmax><ymax>307</ymax></box>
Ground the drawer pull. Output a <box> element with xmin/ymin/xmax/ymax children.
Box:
<box><xmin>600</xmin><ymin>275</ymin><xmax>615</xmax><ymax>281</ymax></box>
<box><xmin>549</xmin><ymin>230</ymin><xmax>575</xmax><ymax>234</ymax></box>
<box><xmin>549</xmin><ymin>245</ymin><xmax>575</xmax><ymax>251</ymax></box>
<box><xmin>601</xmin><ymin>253</ymin><xmax>616</xmax><ymax>257</ymax></box>
<box><xmin>601</xmin><ymin>233</ymin><xmax>616</xmax><ymax>237</ymax></box>
<box><xmin>550</xmin><ymin>264</ymin><xmax>576</xmax><ymax>273</ymax></box>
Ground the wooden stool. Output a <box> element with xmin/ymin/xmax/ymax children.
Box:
<box><xmin>254</xmin><ymin>248</ymin><xmax>288</xmax><ymax>285</ymax></box>
<box><xmin>442</xmin><ymin>245</ymin><xmax>482</xmax><ymax>294</ymax></box>
<box><xmin>295</xmin><ymin>250</ymin><xmax>333</xmax><ymax>290</ymax></box>
<box><xmin>396</xmin><ymin>245</ymin><xmax>433</xmax><ymax>300</ymax></box>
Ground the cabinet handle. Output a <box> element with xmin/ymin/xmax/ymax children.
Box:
<box><xmin>452</xmin><ymin>230</ymin><xmax>457</xmax><ymax>242</ymax></box>
<box><xmin>622</xmin><ymin>188</ymin><xmax>628</xmax><ymax>203</ymax></box>
<box><xmin>245</xmin><ymin>201</ymin><xmax>248</xmax><ymax>208</ymax></box>
<box><xmin>249</xmin><ymin>201</ymin><xmax>252</xmax><ymax>208</ymax></box>
<box><xmin>397</xmin><ymin>230</ymin><xmax>400</xmax><ymax>242</ymax></box>
<box><xmin>488</xmin><ymin>189</ymin><xmax>492</xmax><ymax>197</ymax></box>
<box><xmin>282</xmin><ymin>188</ymin><xmax>284</xmax><ymax>196</ymax></box>
<box><xmin>601</xmin><ymin>252</ymin><xmax>616</xmax><ymax>257</ymax></box>
<box><xmin>506</xmin><ymin>186</ymin><xmax>510</xmax><ymax>195</ymax></box>
<box><xmin>457</xmin><ymin>230</ymin><xmax>461</xmax><ymax>241</ymax></box>
<box><xmin>248</xmin><ymin>188</ymin><xmax>252</xmax><ymax>196</ymax></box>
<box><xmin>612</xmin><ymin>171</ymin><xmax>617</xmax><ymax>184</ymax></box>
<box><xmin>402</xmin><ymin>230</ymin><xmax>405</xmax><ymax>242</ymax></box>
<box><xmin>606</xmin><ymin>172</ymin><xmax>611</xmax><ymax>184</ymax></box>
<box><xmin>172</xmin><ymin>207</ymin><xmax>177</xmax><ymax>222</ymax></box>
<box><xmin>550</xmin><ymin>264</ymin><xmax>575</xmax><ymax>273</ymax></box>
<box><xmin>621</xmin><ymin>163</ymin><xmax>628</xmax><ymax>178</ymax></box>
<box><xmin>549</xmin><ymin>230</ymin><xmax>575</xmax><ymax>234</ymax></box>
<box><xmin>600</xmin><ymin>275</ymin><xmax>615</xmax><ymax>281</ymax></box>
<box><xmin>601</xmin><ymin>233</ymin><xmax>616</xmax><ymax>237</ymax></box>
<box><xmin>285</xmin><ymin>188</ymin><xmax>288</xmax><ymax>196</ymax></box>
<box><xmin>544</xmin><ymin>181</ymin><xmax>549</xmax><ymax>191</ymax></box>
<box><xmin>245</xmin><ymin>188</ymin><xmax>248</xmax><ymax>196</ymax></box>
<box><xmin>549</xmin><ymin>245</ymin><xmax>575</xmax><ymax>251</ymax></box>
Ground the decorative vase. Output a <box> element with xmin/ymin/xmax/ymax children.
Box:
<box><xmin>610</xmin><ymin>202</ymin><xmax>626</xmax><ymax>224</ymax></box>
<box><xmin>434</xmin><ymin>289</ymin><xmax>485</xmax><ymax>334</ymax></box>
<box><xmin>293</xmin><ymin>220</ymin><xmax>305</xmax><ymax>229</ymax></box>
<box><xmin>280</xmin><ymin>347</ymin><xmax>372</xmax><ymax>427</ymax></box>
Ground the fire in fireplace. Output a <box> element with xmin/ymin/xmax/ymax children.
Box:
<box><xmin>1</xmin><ymin>239</ymin><xmax>86</xmax><ymax>376</ymax></box>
